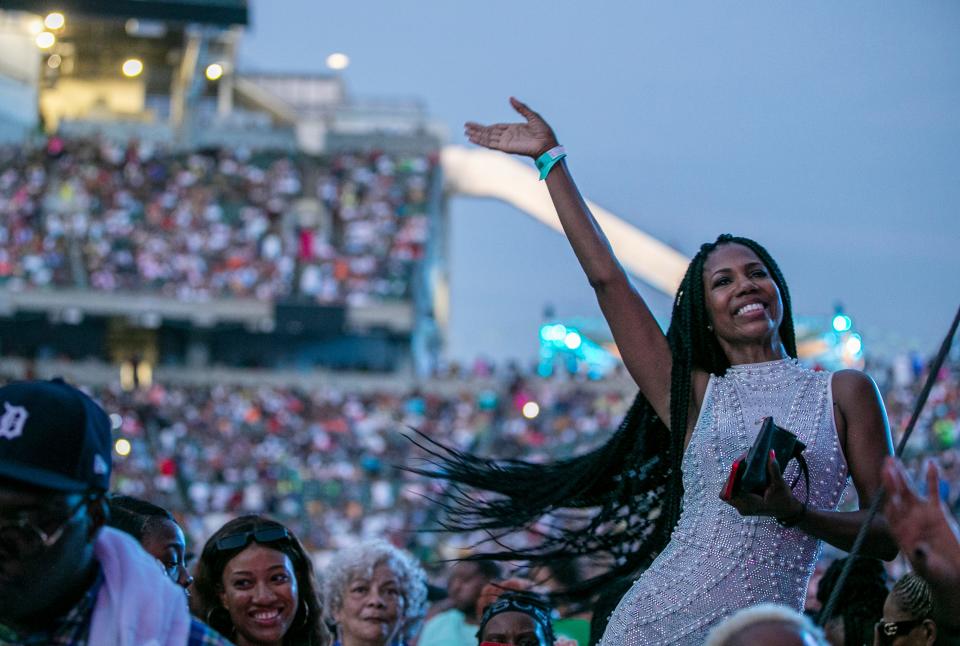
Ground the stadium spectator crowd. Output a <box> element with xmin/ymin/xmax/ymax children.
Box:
<box><xmin>101</xmin><ymin>372</ymin><xmax>633</xmax><ymax>563</ymax></box>
<box><xmin>0</xmin><ymin>137</ymin><xmax>433</xmax><ymax>303</ymax></box>
<box><xmin>90</xmin><ymin>351</ymin><xmax>959</xmax><ymax>566</ymax></box>
<box><xmin>2</xmin><ymin>365</ymin><xmax>959</xmax><ymax>644</ymax></box>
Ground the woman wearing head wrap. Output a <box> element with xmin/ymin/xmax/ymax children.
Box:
<box><xmin>476</xmin><ymin>591</ymin><xmax>556</xmax><ymax>646</ymax></box>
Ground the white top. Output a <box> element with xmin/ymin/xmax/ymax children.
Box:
<box><xmin>601</xmin><ymin>359</ymin><xmax>849</xmax><ymax>646</ymax></box>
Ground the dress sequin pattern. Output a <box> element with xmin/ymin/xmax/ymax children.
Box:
<box><xmin>600</xmin><ymin>359</ymin><xmax>848</xmax><ymax>645</ymax></box>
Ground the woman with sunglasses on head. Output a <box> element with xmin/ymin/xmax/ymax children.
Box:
<box><xmin>192</xmin><ymin>515</ymin><xmax>330</xmax><ymax>646</ymax></box>
<box><xmin>874</xmin><ymin>573</ymin><xmax>938</xmax><ymax>646</ymax></box>
<box><xmin>322</xmin><ymin>539</ymin><xmax>427</xmax><ymax>646</ymax></box>
<box><xmin>107</xmin><ymin>494</ymin><xmax>194</xmax><ymax>591</ymax></box>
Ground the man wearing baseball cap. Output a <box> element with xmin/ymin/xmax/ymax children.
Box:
<box><xmin>0</xmin><ymin>379</ymin><xmax>231</xmax><ymax>646</ymax></box>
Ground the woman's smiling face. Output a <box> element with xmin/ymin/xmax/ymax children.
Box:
<box><xmin>219</xmin><ymin>543</ymin><xmax>299</xmax><ymax>646</ymax></box>
<box><xmin>702</xmin><ymin>243</ymin><xmax>784</xmax><ymax>352</ymax></box>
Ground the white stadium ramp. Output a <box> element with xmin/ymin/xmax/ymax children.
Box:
<box><xmin>441</xmin><ymin>145</ymin><xmax>689</xmax><ymax>297</ymax></box>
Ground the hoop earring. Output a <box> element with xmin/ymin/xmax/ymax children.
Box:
<box><xmin>297</xmin><ymin>601</ymin><xmax>310</xmax><ymax>629</ymax></box>
<box><xmin>206</xmin><ymin>606</ymin><xmax>232</xmax><ymax>631</ymax></box>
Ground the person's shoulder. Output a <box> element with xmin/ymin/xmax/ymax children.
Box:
<box><xmin>424</xmin><ymin>608</ymin><xmax>464</xmax><ymax>628</ymax></box>
<box><xmin>830</xmin><ymin>369</ymin><xmax>880</xmax><ymax>401</ymax></box>
<box><xmin>187</xmin><ymin>617</ymin><xmax>233</xmax><ymax>646</ymax></box>
<box><xmin>419</xmin><ymin>608</ymin><xmax>466</xmax><ymax>643</ymax></box>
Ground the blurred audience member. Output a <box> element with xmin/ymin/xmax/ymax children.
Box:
<box><xmin>418</xmin><ymin>561</ymin><xmax>502</xmax><ymax>646</ymax></box>
<box><xmin>815</xmin><ymin>556</ymin><xmax>888</xmax><ymax>646</ymax></box>
<box><xmin>108</xmin><ymin>494</ymin><xmax>193</xmax><ymax>590</ymax></box>
<box><xmin>705</xmin><ymin>603</ymin><xmax>829</xmax><ymax>646</ymax></box>
<box><xmin>882</xmin><ymin>457</ymin><xmax>960</xmax><ymax>640</ymax></box>
<box><xmin>322</xmin><ymin>539</ymin><xmax>428</xmax><ymax>646</ymax></box>
<box><xmin>0</xmin><ymin>380</ymin><xmax>229</xmax><ymax>645</ymax></box>
<box><xmin>475</xmin><ymin>579</ymin><xmax>533</xmax><ymax>620</ymax></box>
<box><xmin>193</xmin><ymin>515</ymin><xmax>329</xmax><ymax>646</ymax></box>
<box><xmin>531</xmin><ymin>560</ymin><xmax>591</xmax><ymax>646</ymax></box>
<box><xmin>875</xmin><ymin>572</ymin><xmax>937</xmax><ymax>646</ymax></box>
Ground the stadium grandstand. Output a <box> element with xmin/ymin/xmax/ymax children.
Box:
<box><xmin>0</xmin><ymin>0</ymin><xmax>449</xmax><ymax>379</ymax></box>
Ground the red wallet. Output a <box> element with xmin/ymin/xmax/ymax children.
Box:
<box><xmin>719</xmin><ymin>417</ymin><xmax>809</xmax><ymax>503</ymax></box>
<box><xmin>720</xmin><ymin>456</ymin><xmax>745</xmax><ymax>501</ymax></box>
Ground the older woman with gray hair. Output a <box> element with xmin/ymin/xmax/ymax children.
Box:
<box><xmin>322</xmin><ymin>540</ymin><xmax>428</xmax><ymax>646</ymax></box>
<box><xmin>705</xmin><ymin>604</ymin><xmax>829</xmax><ymax>646</ymax></box>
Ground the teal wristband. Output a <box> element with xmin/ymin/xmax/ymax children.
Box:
<box><xmin>535</xmin><ymin>145</ymin><xmax>566</xmax><ymax>180</ymax></box>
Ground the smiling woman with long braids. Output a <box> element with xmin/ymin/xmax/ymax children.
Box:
<box><xmin>413</xmin><ymin>98</ymin><xmax>898</xmax><ymax>645</ymax></box>
<box><xmin>322</xmin><ymin>539</ymin><xmax>428</xmax><ymax>646</ymax></box>
<box><xmin>191</xmin><ymin>515</ymin><xmax>329</xmax><ymax>646</ymax></box>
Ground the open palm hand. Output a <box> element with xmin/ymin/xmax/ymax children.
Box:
<box><xmin>464</xmin><ymin>97</ymin><xmax>559</xmax><ymax>158</ymax></box>
<box><xmin>882</xmin><ymin>457</ymin><xmax>960</xmax><ymax>588</ymax></box>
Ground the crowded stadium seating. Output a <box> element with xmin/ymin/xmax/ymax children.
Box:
<box><xmin>3</xmin><ymin>351</ymin><xmax>949</xmax><ymax>569</ymax></box>
<box><xmin>0</xmin><ymin>136</ymin><xmax>435</xmax><ymax>304</ymax></box>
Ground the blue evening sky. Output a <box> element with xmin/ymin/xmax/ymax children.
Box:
<box><xmin>240</xmin><ymin>1</ymin><xmax>960</xmax><ymax>364</ymax></box>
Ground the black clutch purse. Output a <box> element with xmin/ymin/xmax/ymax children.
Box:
<box><xmin>721</xmin><ymin>417</ymin><xmax>809</xmax><ymax>504</ymax></box>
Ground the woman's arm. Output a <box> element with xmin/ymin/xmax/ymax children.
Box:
<box><xmin>465</xmin><ymin>98</ymin><xmax>676</xmax><ymax>425</ymax></box>
<box><xmin>725</xmin><ymin>370</ymin><xmax>898</xmax><ymax>559</ymax></box>
<box><xmin>790</xmin><ymin>370</ymin><xmax>897</xmax><ymax>558</ymax></box>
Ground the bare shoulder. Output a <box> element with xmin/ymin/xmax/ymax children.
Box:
<box><xmin>830</xmin><ymin>368</ymin><xmax>891</xmax><ymax>455</ymax></box>
<box><xmin>831</xmin><ymin>369</ymin><xmax>882</xmax><ymax>405</ymax></box>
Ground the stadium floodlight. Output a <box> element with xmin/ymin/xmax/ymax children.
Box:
<box><xmin>47</xmin><ymin>54</ymin><xmax>62</xmax><ymax>69</ymax></box>
<box><xmin>564</xmin><ymin>331</ymin><xmax>583</xmax><ymax>350</ymax></box>
<box><xmin>114</xmin><ymin>438</ymin><xmax>132</xmax><ymax>457</ymax></box>
<box><xmin>205</xmin><ymin>62</ymin><xmax>224</xmax><ymax>81</ymax></box>
<box><xmin>832</xmin><ymin>313</ymin><xmax>852</xmax><ymax>333</ymax></box>
<box><xmin>326</xmin><ymin>52</ymin><xmax>350</xmax><ymax>71</ymax></box>
<box><xmin>28</xmin><ymin>18</ymin><xmax>44</xmax><ymax>35</ymax></box>
<box><xmin>122</xmin><ymin>58</ymin><xmax>144</xmax><ymax>78</ymax></box>
<box><xmin>44</xmin><ymin>12</ymin><xmax>65</xmax><ymax>30</ymax></box>
<box><xmin>845</xmin><ymin>333</ymin><xmax>863</xmax><ymax>356</ymax></box>
<box><xmin>35</xmin><ymin>31</ymin><xmax>56</xmax><ymax>49</ymax></box>
<box><xmin>522</xmin><ymin>401</ymin><xmax>540</xmax><ymax>419</ymax></box>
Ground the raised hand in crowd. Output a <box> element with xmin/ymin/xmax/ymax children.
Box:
<box><xmin>881</xmin><ymin>456</ymin><xmax>960</xmax><ymax>635</ymax></box>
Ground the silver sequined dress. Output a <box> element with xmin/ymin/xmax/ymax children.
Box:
<box><xmin>600</xmin><ymin>359</ymin><xmax>849</xmax><ymax>645</ymax></box>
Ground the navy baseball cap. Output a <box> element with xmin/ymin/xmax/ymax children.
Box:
<box><xmin>0</xmin><ymin>379</ymin><xmax>112</xmax><ymax>492</ymax></box>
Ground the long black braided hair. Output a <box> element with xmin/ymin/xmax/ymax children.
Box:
<box><xmin>408</xmin><ymin>234</ymin><xmax>797</xmax><ymax>599</ymax></box>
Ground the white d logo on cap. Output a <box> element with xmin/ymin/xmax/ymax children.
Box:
<box><xmin>0</xmin><ymin>402</ymin><xmax>29</xmax><ymax>440</ymax></box>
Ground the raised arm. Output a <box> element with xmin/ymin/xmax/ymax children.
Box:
<box><xmin>465</xmin><ymin>98</ymin><xmax>675</xmax><ymax>425</ymax></box>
